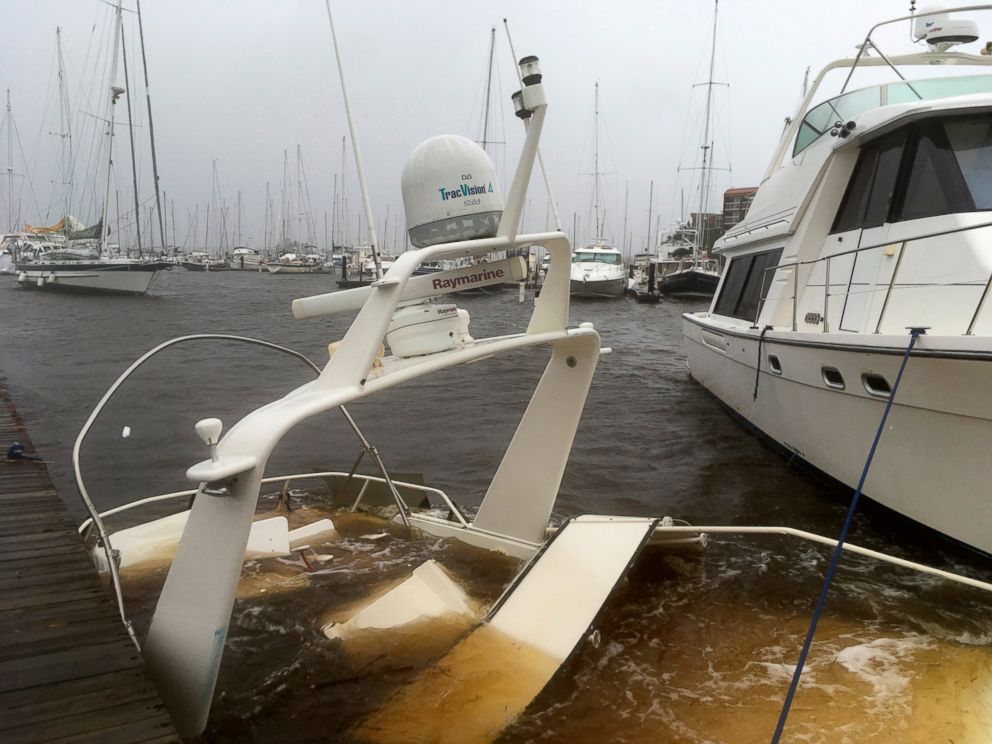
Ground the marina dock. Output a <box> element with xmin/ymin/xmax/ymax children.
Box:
<box><xmin>0</xmin><ymin>384</ymin><xmax>176</xmax><ymax>743</ymax></box>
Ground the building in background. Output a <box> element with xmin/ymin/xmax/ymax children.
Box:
<box><xmin>722</xmin><ymin>187</ymin><xmax>759</xmax><ymax>235</ymax></box>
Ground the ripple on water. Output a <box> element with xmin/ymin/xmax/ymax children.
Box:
<box><xmin>3</xmin><ymin>278</ymin><xmax>990</xmax><ymax>741</ymax></box>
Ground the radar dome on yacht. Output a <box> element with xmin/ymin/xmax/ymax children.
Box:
<box><xmin>913</xmin><ymin>8</ymin><xmax>979</xmax><ymax>51</ymax></box>
<box><xmin>401</xmin><ymin>134</ymin><xmax>502</xmax><ymax>248</ymax></box>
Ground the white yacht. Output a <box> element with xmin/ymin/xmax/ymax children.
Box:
<box><xmin>266</xmin><ymin>252</ymin><xmax>320</xmax><ymax>274</ymax></box>
<box><xmin>683</xmin><ymin>6</ymin><xmax>992</xmax><ymax>555</ymax></box>
<box><xmin>229</xmin><ymin>247</ymin><xmax>262</xmax><ymax>270</ymax></box>
<box><xmin>570</xmin><ymin>82</ymin><xmax>627</xmax><ymax>299</ymax></box>
<box><xmin>570</xmin><ymin>243</ymin><xmax>627</xmax><ymax>297</ymax></box>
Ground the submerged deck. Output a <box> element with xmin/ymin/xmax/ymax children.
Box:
<box><xmin>0</xmin><ymin>384</ymin><xmax>177</xmax><ymax>743</ymax></box>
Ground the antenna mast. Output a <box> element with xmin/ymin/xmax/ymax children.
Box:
<box><xmin>503</xmin><ymin>18</ymin><xmax>563</xmax><ymax>232</ymax></box>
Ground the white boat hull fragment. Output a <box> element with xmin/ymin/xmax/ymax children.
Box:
<box><xmin>322</xmin><ymin>559</ymin><xmax>473</xmax><ymax>640</ymax></box>
<box><xmin>356</xmin><ymin>515</ymin><xmax>657</xmax><ymax>743</ymax></box>
<box><xmin>93</xmin><ymin>512</ymin><xmax>294</xmax><ymax>572</ymax></box>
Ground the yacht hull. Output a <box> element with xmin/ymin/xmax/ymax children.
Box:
<box><xmin>658</xmin><ymin>267</ymin><xmax>720</xmax><ymax>298</ymax></box>
<box><xmin>569</xmin><ymin>277</ymin><xmax>626</xmax><ymax>298</ymax></box>
<box><xmin>267</xmin><ymin>263</ymin><xmax>315</xmax><ymax>274</ymax></box>
<box><xmin>16</xmin><ymin>262</ymin><xmax>166</xmax><ymax>295</ymax></box>
<box><xmin>683</xmin><ymin>314</ymin><xmax>992</xmax><ymax>555</ymax></box>
<box><xmin>181</xmin><ymin>261</ymin><xmax>229</xmax><ymax>272</ymax></box>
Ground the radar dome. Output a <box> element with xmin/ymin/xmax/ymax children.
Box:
<box><xmin>402</xmin><ymin>135</ymin><xmax>502</xmax><ymax>248</ymax></box>
<box><xmin>914</xmin><ymin>8</ymin><xmax>979</xmax><ymax>51</ymax></box>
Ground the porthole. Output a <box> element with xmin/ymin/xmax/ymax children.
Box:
<box><xmin>821</xmin><ymin>366</ymin><xmax>845</xmax><ymax>390</ymax></box>
<box><xmin>768</xmin><ymin>354</ymin><xmax>783</xmax><ymax>375</ymax></box>
<box><xmin>862</xmin><ymin>372</ymin><xmax>891</xmax><ymax>398</ymax></box>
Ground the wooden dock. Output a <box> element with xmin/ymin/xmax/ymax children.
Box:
<box><xmin>0</xmin><ymin>384</ymin><xmax>177</xmax><ymax>743</ymax></box>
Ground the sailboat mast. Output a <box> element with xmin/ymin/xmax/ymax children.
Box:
<box><xmin>280</xmin><ymin>150</ymin><xmax>288</xmax><ymax>249</ymax></box>
<box><xmin>236</xmin><ymin>190</ymin><xmax>242</xmax><ymax>245</ymax></box>
<box><xmin>263</xmin><ymin>181</ymin><xmax>270</xmax><ymax>251</ymax></box>
<box><xmin>324</xmin><ymin>3</ymin><xmax>381</xmax><ymax>279</ymax></box>
<box><xmin>593</xmin><ymin>81</ymin><xmax>601</xmax><ymax>241</ymax></box>
<box><xmin>331</xmin><ymin>173</ymin><xmax>338</xmax><ymax>247</ymax></box>
<box><xmin>622</xmin><ymin>179</ymin><xmax>629</xmax><ymax>257</ymax></box>
<box><xmin>120</xmin><ymin>23</ymin><xmax>143</xmax><ymax>257</ymax></box>
<box><xmin>56</xmin><ymin>28</ymin><xmax>74</xmax><ymax>227</ymax></box>
<box><xmin>340</xmin><ymin>136</ymin><xmax>347</xmax><ymax>246</ymax></box>
<box><xmin>99</xmin><ymin>1</ymin><xmax>125</xmax><ymax>255</ymax></box>
<box><xmin>135</xmin><ymin>0</ymin><xmax>166</xmax><ymax>252</ymax></box>
<box><xmin>694</xmin><ymin>0</ymin><xmax>720</xmax><ymax>261</ymax></box>
<box><xmin>481</xmin><ymin>26</ymin><xmax>495</xmax><ymax>153</ymax></box>
<box><xmin>5</xmin><ymin>90</ymin><xmax>13</xmax><ymax>233</ymax></box>
<box><xmin>296</xmin><ymin>145</ymin><xmax>304</xmax><ymax>245</ymax></box>
<box><xmin>646</xmin><ymin>179</ymin><xmax>654</xmax><ymax>251</ymax></box>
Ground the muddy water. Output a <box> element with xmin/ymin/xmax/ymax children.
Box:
<box><xmin>2</xmin><ymin>271</ymin><xmax>991</xmax><ymax>742</ymax></box>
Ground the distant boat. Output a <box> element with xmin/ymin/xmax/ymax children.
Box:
<box><xmin>267</xmin><ymin>252</ymin><xmax>320</xmax><ymax>274</ymax></box>
<box><xmin>181</xmin><ymin>251</ymin><xmax>229</xmax><ymax>272</ymax></box>
<box><xmin>569</xmin><ymin>244</ymin><xmax>627</xmax><ymax>298</ymax></box>
<box><xmin>17</xmin><ymin>243</ymin><xmax>169</xmax><ymax>294</ymax></box>
<box><xmin>656</xmin><ymin>1</ymin><xmax>724</xmax><ymax>299</ymax></box>
<box><xmin>228</xmin><ymin>247</ymin><xmax>261</xmax><ymax>271</ymax></box>
<box><xmin>13</xmin><ymin>11</ymin><xmax>166</xmax><ymax>295</ymax></box>
<box><xmin>570</xmin><ymin>83</ymin><xmax>626</xmax><ymax>299</ymax></box>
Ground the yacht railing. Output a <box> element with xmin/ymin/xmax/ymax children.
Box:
<box><xmin>78</xmin><ymin>470</ymin><xmax>466</xmax><ymax>537</ymax></box>
<box><xmin>753</xmin><ymin>218</ymin><xmax>992</xmax><ymax>335</ymax></box>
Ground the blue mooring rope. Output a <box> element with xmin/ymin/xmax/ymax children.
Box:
<box><xmin>771</xmin><ymin>326</ymin><xmax>927</xmax><ymax>743</ymax></box>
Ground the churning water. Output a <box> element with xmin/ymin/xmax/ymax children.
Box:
<box><xmin>1</xmin><ymin>270</ymin><xmax>990</xmax><ymax>742</ymax></box>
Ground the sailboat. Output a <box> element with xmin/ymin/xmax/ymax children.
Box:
<box><xmin>570</xmin><ymin>82</ymin><xmax>626</xmax><ymax>299</ymax></box>
<box><xmin>657</xmin><ymin>1</ymin><xmax>724</xmax><ymax>299</ymax></box>
<box><xmin>16</xmin><ymin>8</ymin><xmax>168</xmax><ymax>294</ymax></box>
<box><xmin>16</xmin><ymin>6</ymin><xmax>169</xmax><ymax>294</ymax></box>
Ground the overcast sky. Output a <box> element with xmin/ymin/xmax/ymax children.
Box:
<box><xmin>0</xmin><ymin>0</ymin><xmax>972</xmax><ymax>255</ymax></box>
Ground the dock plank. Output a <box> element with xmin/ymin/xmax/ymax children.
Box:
<box><xmin>0</xmin><ymin>384</ymin><xmax>177</xmax><ymax>741</ymax></box>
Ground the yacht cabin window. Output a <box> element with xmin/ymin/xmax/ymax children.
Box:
<box><xmin>712</xmin><ymin>247</ymin><xmax>784</xmax><ymax>321</ymax></box>
<box><xmin>572</xmin><ymin>252</ymin><xmax>622</xmax><ymax>264</ymax></box>
<box><xmin>831</xmin><ymin>114</ymin><xmax>992</xmax><ymax>233</ymax></box>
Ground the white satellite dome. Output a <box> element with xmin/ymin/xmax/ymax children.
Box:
<box><xmin>913</xmin><ymin>8</ymin><xmax>979</xmax><ymax>52</ymax></box>
<box><xmin>402</xmin><ymin>135</ymin><xmax>503</xmax><ymax>248</ymax></box>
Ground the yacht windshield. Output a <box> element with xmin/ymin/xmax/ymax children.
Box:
<box><xmin>794</xmin><ymin>74</ymin><xmax>992</xmax><ymax>157</ymax></box>
<box><xmin>572</xmin><ymin>252</ymin><xmax>621</xmax><ymax>264</ymax></box>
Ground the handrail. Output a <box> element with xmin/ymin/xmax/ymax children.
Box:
<box><xmin>78</xmin><ymin>470</ymin><xmax>464</xmax><ymax>537</ymax></box>
<box><xmin>840</xmin><ymin>5</ymin><xmax>992</xmax><ymax>95</ymax></box>
<box><xmin>750</xmin><ymin>218</ymin><xmax>992</xmax><ymax>332</ymax></box>
<box><xmin>73</xmin><ymin>334</ymin><xmax>401</xmax><ymax>652</ymax></box>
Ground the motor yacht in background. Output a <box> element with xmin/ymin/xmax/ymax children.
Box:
<box><xmin>569</xmin><ymin>243</ymin><xmax>627</xmax><ymax>297</ymax></box>
<box><xmin>229</xmin><ymin>247</ymin><xmax>262</xmax><ymax>270</ymax></box>
<box><xmin>683</xmin><ymin>6</ymin><xmax>992</xmax><ymax>554</ymax></box>
<box><xmin>570</xmin><ymin>82</ymin><xmax>626</xmax><ymax>298</ymax></box>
